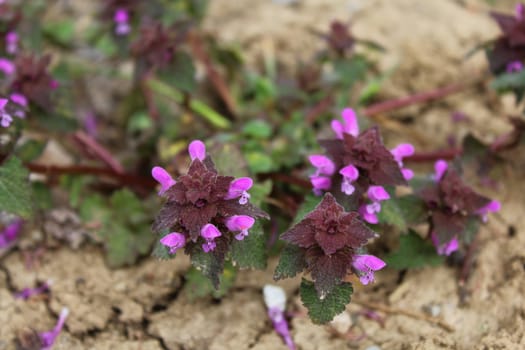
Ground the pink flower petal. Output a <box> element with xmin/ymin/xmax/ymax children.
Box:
<box><xmin>331</xmin><ymin>120</ymin><xmax>344</xmax><ymax>139</ymax></box>
<box><xmin>151</xmin><ymin>166</ymin><xmax>176</xmax><ymax>195</ymax></box>
<box><xmin>310</xmin><ymin>175</ymin><xmax>332</xmax><ymax>193</ymax></box>
<box><xmin>225</xmin><ymin>177</ymin><xmax>253</xmax><ymax>201</ymax></box>
<box><xmin>359</xmin><ymin>205</ymin><xmax>378</xmax><ymax>224</ymax></box>
<box><xmin>391</xmin><ymin>143</ymin><xmax>415</xmax><ymax>163</ymax></box>
<box><xmin>226</xmin><ymin>215</ymin><xmax>255</xmax><ymax>232</ymax></box>
<box><xmin>341</xmin><ymin>108</ymin><xmax>359</xmax><ymax>137</ymax></box>
<box><xmin>368</xmin><ymin>186</ymin><xmax>390</xmax><ymax>202</ymax></box>
<box><xmin>201</xmin><ymin>223</ymin><xmax>221</xmax><ymax>240</ymax></box>
<box><xmin>308</xmin><ymin>155</ymin><xmax>335</xmax><ymax>176</ymax></box>
<box><xmin>339</xmin><ymin>164</ymin><xmax>359</xmax><ymax>181</ymax></box>
<box><xmin>160</xmin><ymin>232</ymin><xmax>186</xmax><ymax>254</ymax></box>
<box><xmin>434</xmin><ymin>160</ymin><xmax>448</xmax><ymax>181</ymax></box>
<box><xmin>188</xmin><ymin>140</ymin><xmax>206</xmax><ymax>161</ymax></box>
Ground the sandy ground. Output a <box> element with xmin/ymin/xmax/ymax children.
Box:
<box><xmin>1</xmin><ymin>0</ymin><xmax>524</xmax><ymax>349</ymax></box>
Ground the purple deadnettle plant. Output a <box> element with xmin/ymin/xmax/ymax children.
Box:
<box><xmin>419</xmin><ymin>160</ymin><xmax>500</xmax><ymax>256</ymax></box>
<box><xmin>487</xmin><ymin>3</ymin><xmax>525</xmax><ymax>73</ymax></box>
<box><xmin>276</xmin><ymin>193</ymin><xmax>385</xmax><ymax>298</ymax></box>
<box><xmin>152</xmin><ymin>140</ymin><xmax>269</xmax><ymax>287</ymax></box>
<box><xmin>308</xmin><ymin>108</ymin><xmax>414</xmax><ymax>223</ymax></box>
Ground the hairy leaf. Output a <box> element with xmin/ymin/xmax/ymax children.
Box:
<box><xmin>300</xmin><ymin>279</ymin><xmax>353</xmax><ymax>324</ymax></box>
<box><xmin>0</xmin><ymin>157</ymin><xmax>32</xmax><ymax>218</ymax></box>
<box><xmin>274</xmin><ymin>244</ymin><xmax>306</xmax><ymax>280</ymax></box>
<box><xmin>385</xmin><ymin>231</ymin><xmax>443</xmax><ymax>269</ymax></box>
<box><xmin>231</xmin><ymin>221</ymin><xmax>267</xmax><ymax>269</ymax></box>
<box><xmin>184</xmin><ymin>264</ymin><xmax>237</xmax><ymax>300</ymax></box>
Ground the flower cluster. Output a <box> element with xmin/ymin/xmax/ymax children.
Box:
<box><xmin>152</xmin><ymin>140</ymin><xmax>268</xmax><ymax>279</ymax></box>
<box><xmin>280</xmin><ymin>193</ymin><xmax>385</xmax><ymax>298</ymax></box>
<box><xmin>488</xmin><ymin>3</ymin><xmax>525</xmax><ymax>73</ymax></box>
<box><xmin>101</xmin><ymin>0</ymin><xmax>136</xmax><ymax>36</ymax></box>
<box><xmin>131</xmin><ymin>22</ymin><xmax>188</xmax><ymax>71</ymax></box>
<box><xmin>7</xmin><ymin>54</ymin><xmax>57</xmax><ymax>113</ymax></box>
<box><xmin>420</xmin><ymin>160</ymin><xmax>500</xmax><ymax>256</ymax></box>
<box><xmin>0</xmin><ymin>93</ymin><xmax>27</xmax><ymax>128</ymax></box>
<box><xmin>308</xmin><ymin>108</ymin><xmax>413</xmax><ymax>223</ymax></box>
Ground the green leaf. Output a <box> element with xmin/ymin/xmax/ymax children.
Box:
<box><xmin>127</xmin><ymin>111</ymin><xmax>153</xmax><ymax>134</ymax></box>
<box><xmin>242</xmin><ymin>120</ymin><xmax>273</xmax><ymax>139</ymax></box>
<box><xmin>462</xmin><ymin>216</ymin><xmax>481</xmax><ymax>244</ymax></box>
<box><xmin>385</xmin><ymin>231</ymin><xmax>444</xmax><ymax>269</ymax></box>
<box><xmin>42</xmin><ymin>19</ymin><xmax>75</xmax><ymax>46</ymax></box>
<box><xmin>245</xmin><ymin>151</ymin><xmax>274</xmax><ymax>173</ymax></box>
<box><xmin>249</xmin><ymin>180</ymin><xmax>272</xmax><ymax>207</ymax></box>
<box><xmin>110</xmin><ymin>189</ymin><xmax>147</xmax><ymax>224</ymax></box>
<box><xmin>190</xmin><ymin>248</ymin><xmax>225</xmax><ymax>289</ymax></box>
<box><xmin>491</xmin><ymin>69</ymin><xmax>525</xmax><ymax>92</ymax></box>
<box><xmin>377</xmin><ymin>197</ymin><xmax>406</xmax><ymax>231</ymax></box>
<box><xmin>274</xmin><ymin>244</ymin><xmax>306</xmax><ymax>280</ymax></box>
<box><xmin>231</xmin><ymin>221</ymin><xmax>267</xmax><ymax>269</ymax></box>
<box><xmin>378</xmin><ymin>194</ymin><xmax>427</xmax><ymax>230</ymax></box>
<box><xmin>0</xmin><ymin>157</ymin><xmax>32</xmax><ymax>218</ymax></box>
<box><xmin>15</xmin><ymin>140</ymin><xmax>47</xmax><ymax>162</ymax></box>
<box><xmin>103</xmin><ymin>221</ymin><xmax>153</xmax><ymax>267</ymax></box>
<box><xmin>158</xmin><ymin>51</ymin><xmax>196</xmax><ymax>93</ymax></box>
<box><xmin>184</xmin><ymin>264</ymin><xmax>236</xmax><ymax>300</ymax></box>
<box><xmin>300</xmin><ymin>279</ymin><xmax>353</xmax><ymax>324</ymax></box>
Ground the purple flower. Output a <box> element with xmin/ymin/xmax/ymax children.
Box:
<box><xmin>201</xmin><ymin>223</ymin><xmax>221</xmax><ymax>252</ymax></box>
<box><xmin>339</xmin><ymin>164</ymin><xmax>359</xmax><ymax>195</ymax></box>
<box><xmin>309</xmin><ymin>155</ymin><xmax>335</xmax><ymax>176</ymax></box>
<box><xmin>476</xmin><ymin>200</ymin><xmax>501</xmax><ymax>223</ymax></box>
<box><xmin>0</xmin><ymin>98</ymin><xmax>13</xmax><ymax>128</ymax></box>
<box><xmin>309</xmin><ymin>155</ymin><xmax>336</xmax><ymax>195</ymax></box>
<box><xmin>359</xmin><ymin>186</ymin><xmax>390</xmax><ymax>224</ymax></box>
<box><xmin>506</xmin><ymin>61</ymin><xmax>523</xmax><ymax>73</ymax></box>
<box><xmin>10</xmin><ymin>93</ymin><xmax>27</xmax><ymax>119</ymax></box>
<box><xmin>10</xmin><ymin>93</ymin><xmax>27</xmax><ymax>107</ymax></box>
<box><xmin>0</xmin><ymin>58</ymin><xmax>14</xmax><ymax>75</ymax></box>
<box><xmin>431</xmin><ymin>232</ymin><xmax>459</xmax><ymax>256</ymax></box>
<box><xmin>310</xmin><ymin>175</ymin><xmax>332</xmax><ymax>196</ymax></box>
<box><xmin>15</xmin><ymin>280</ymin><xmax>52</xmax><ymax>300</ymax></box>
<box><xmin>390</xmin><ymin>143</ymin><xmax>415</xmax><ymax>180</ymax></box>
<box><xmin>224</xmin><ymin>177</ymin><xmax>253</xmax><ymax>204</ymax></box>
<box><xmin>0</xmin><ymin>218</ymin><xmax>22</xmax><ymax>248</ymax></box>
<box><xmin>5</xmin><ymin>31</ymin><xmax>18</xmax><ymax>54</ymax></box>
<box><xmin>351</xmin><ymin>254</ymin><xmax>386</xmax><ymax>285</ymax></box>
<box><xmin>160</xmin><ymin>232</ymin><xmax>186</xmax><ymax>254</ymax></box>
<box><xmin>433</xmin><ymin>159</ymin><xmax>448</xmax><ymax>181</ymax></box>
<box><xmin>517</xmin><ymin>3</ymin><xmax>524</xmax><ymax>20</ymax></box>
<box><xmin>188</xmin><ymin>140</ymin><xmax>206</xmax><ymax>161</ymax></box>
<box><xmin>40</xmin><ymin>307</ymin><xmax>69</xmax><ymax>350</ymax></box>
<box><xmin>263</xmin><ymin>285</ymin><xmax>295</xmax><ymax>350</ymax></box>
<box><xmin>151</xmin><ymin>166</ymin><xmax>176</xmax><ymax>195</ymax></box>
<box><xmin>225</xmin><ymin>215</ymin><xmax>255</xmax><ymax>240</ymax></box>
<box><xmin>331</xmin><ymin>108</ymin><xmax>359</xmax><ymax>139</ymax></box>
<box><xmin>114</xmin><ymin>8</ymin><xmax>131</xmax><ymax>36</ymax></box>
<box><xmin>83</xmin><ymin>112</ymin><xmax>98</xmax><ymax>137</ymax></box>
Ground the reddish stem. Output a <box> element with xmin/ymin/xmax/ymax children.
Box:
<box><xmin>406</xmin><ymin>148</ymin><xmax>462</xmax><ymax>163</ymax></box>
<box><xmin>188</xmin><ymin>32</ymin><xmax>237</xmax><ymax>116</ymax></box>
<box><xmin>26</xmin><ymin>163</ymin><xmax>156</xmax><ymax>190</ymax></box>
<box><xmin>305</xmin><ymin>94</ymin><xmax>334</xmax><ymax>125</ymax></box>
<box><xmin>72</xmin><ymin>131</ymin><xmax>125</xmax><ymax>174</ymax></box>
<box><xmin>362</xmin><ymin>83</ymin><xmax>467</xmax><ymax>117</ymax></box>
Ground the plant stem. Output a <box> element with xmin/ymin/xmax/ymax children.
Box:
<box><xmin>26</xmin><ymin>163</ymin><xmax>155</xmax><ymax>190</ymax></box>
<box><xmin>352</xmin><ymin>299</ymin><xmax>455</xmax><ymax>333</ymax></box>
<box><xmin>362</xmin><ymin>83</ymin><xmax>468</xmax><ymax>117</ymax></box>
